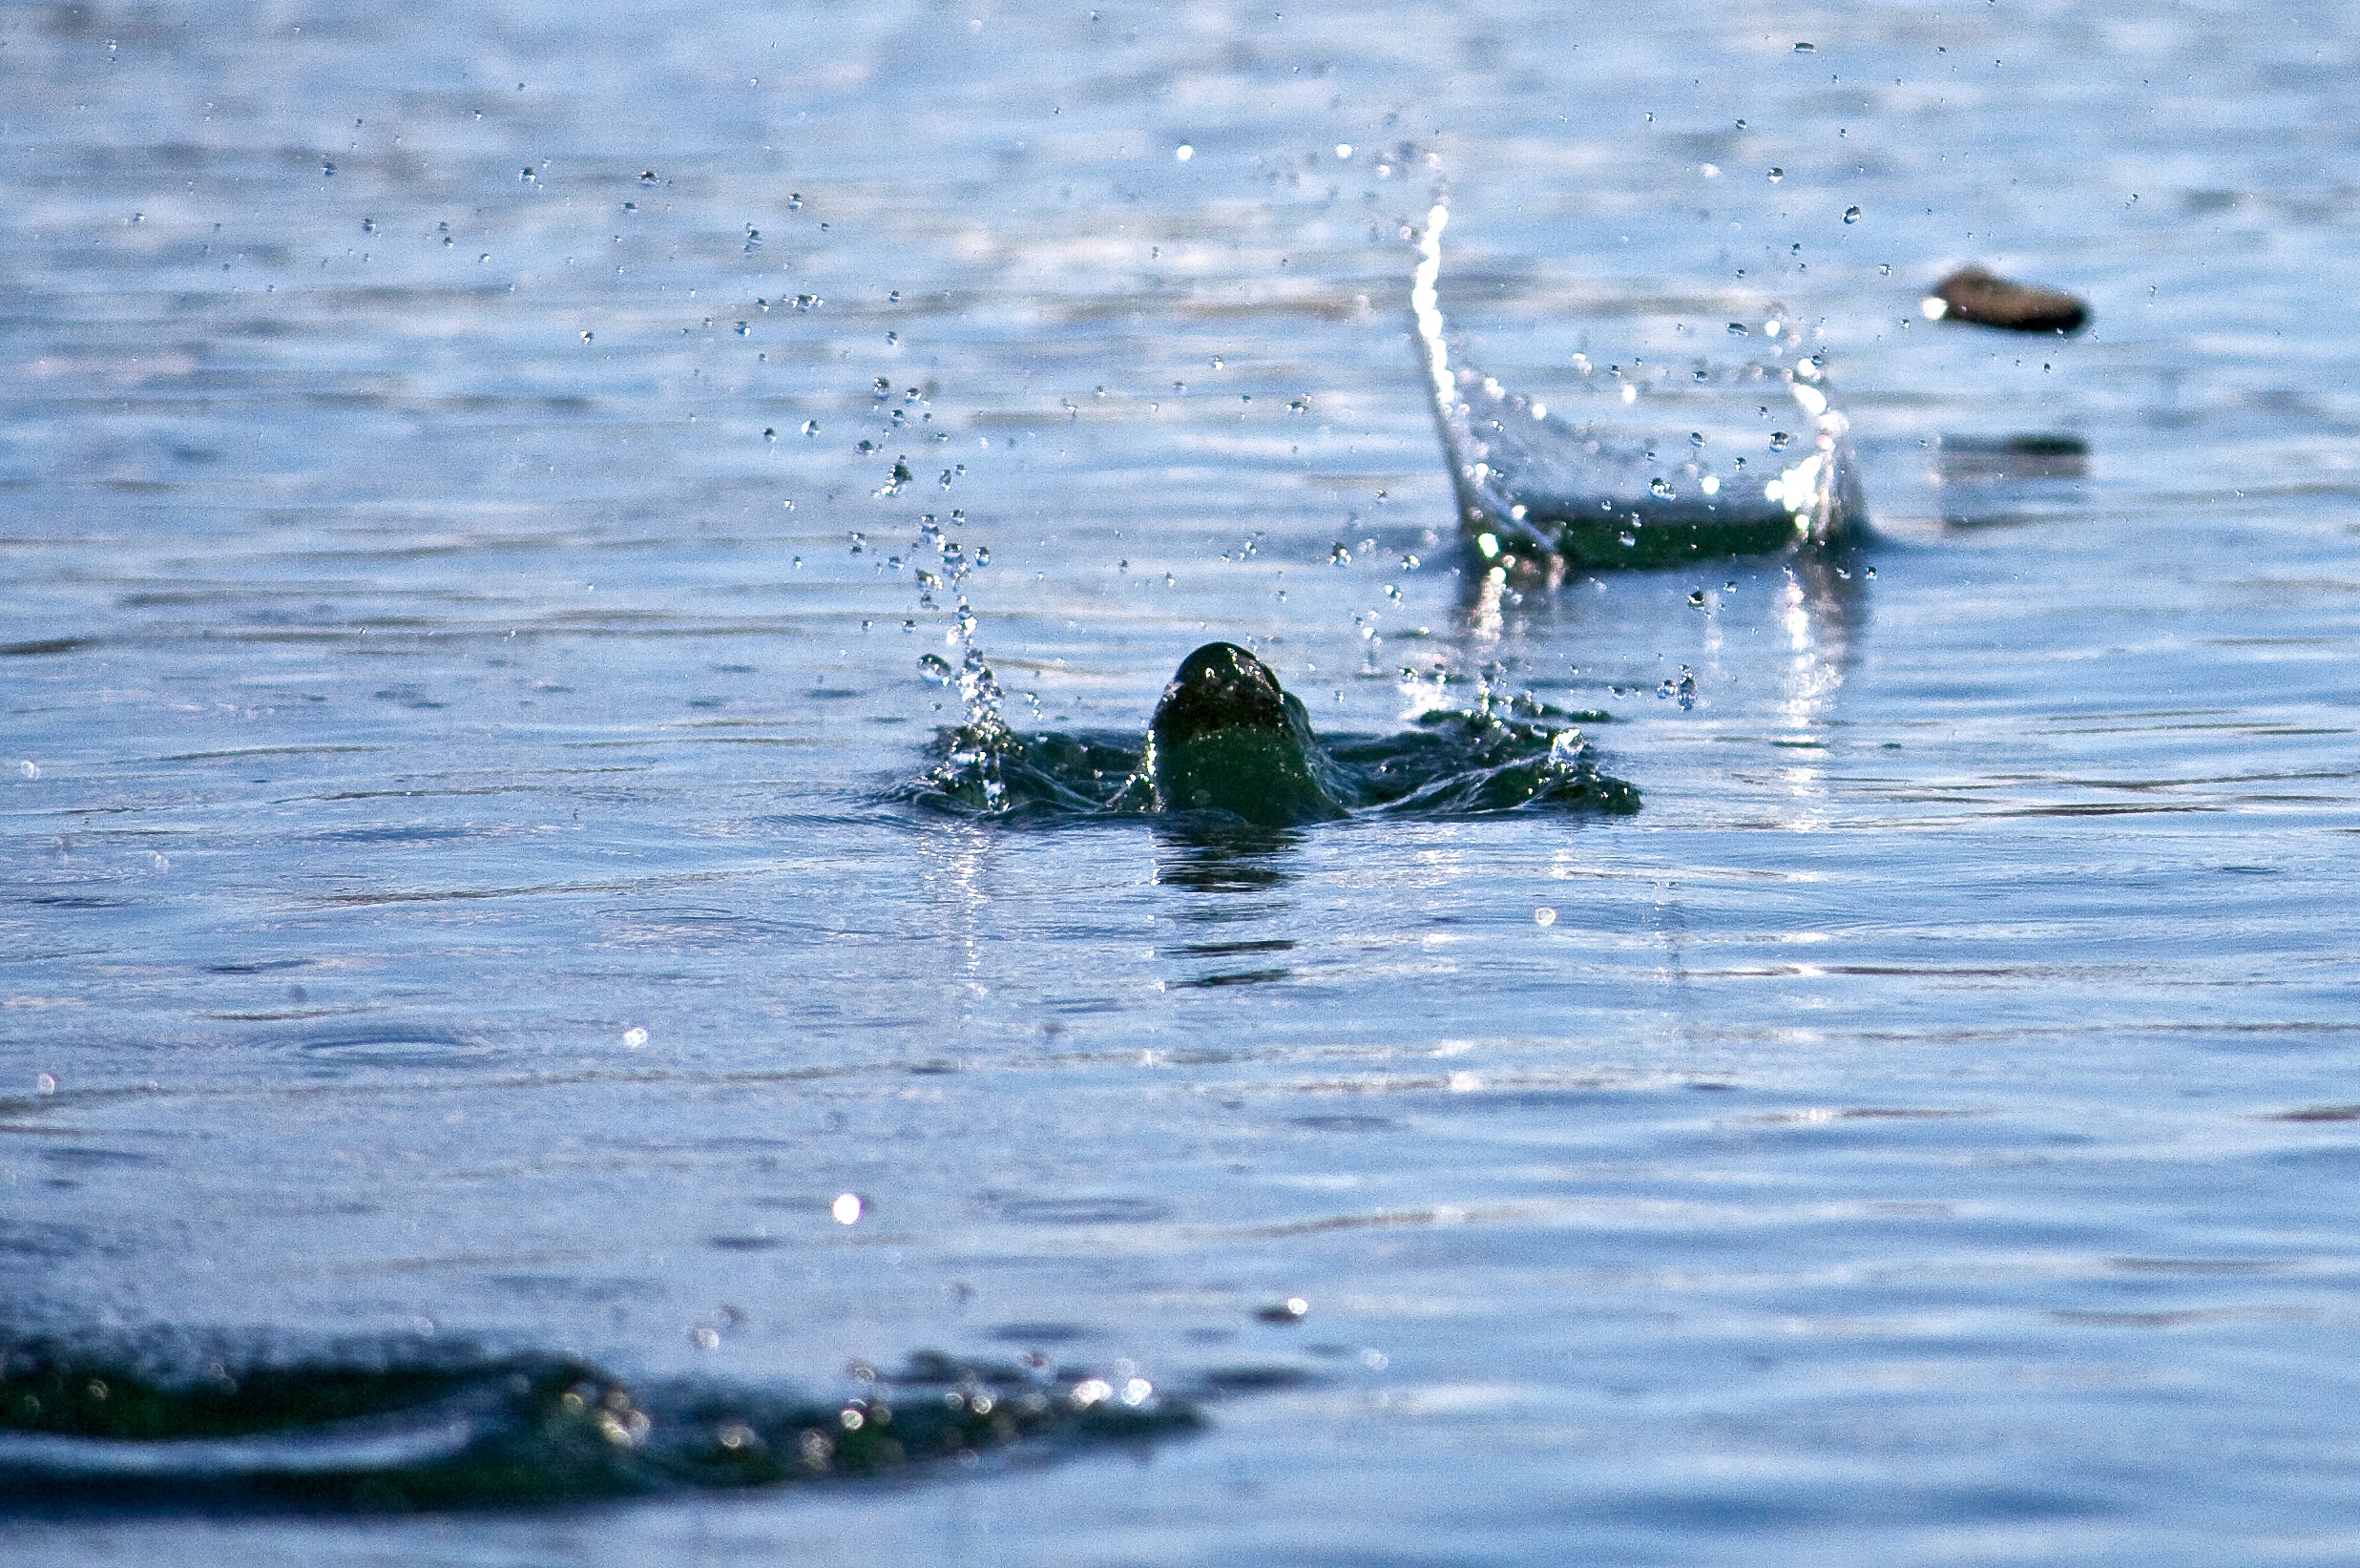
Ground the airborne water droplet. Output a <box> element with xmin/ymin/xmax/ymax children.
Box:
<box><xmin>1649</xmin><ymin>477</ymin><xmax>1674</xmax><ymax>498</ymax></box>
<box><xmin>1844</xmin><ymin>205</ymin><xmax>1862</xmax><ymax>223</ymax></box>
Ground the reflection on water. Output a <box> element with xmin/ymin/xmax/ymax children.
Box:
<box><xmin>1934</xmin><ymin>433</ymin><xmax>2094</xmax><ymax>531</ymax></box>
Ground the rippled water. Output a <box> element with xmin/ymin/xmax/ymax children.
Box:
<box><xmin>7</xmin><ymin>1</ymin><xmax>2360</xmax><ymax>1561</ymax></box>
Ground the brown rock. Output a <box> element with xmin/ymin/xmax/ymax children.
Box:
<box><xmin>1923</xmin><ymin>266</ymin><xmax>2089</xmax><ymax>334</ymax></box>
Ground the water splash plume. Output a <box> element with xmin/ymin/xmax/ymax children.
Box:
<box><xmin>1412</xmin><ymin>199</ymin><xmax>1868</xmax><ymax>573</ymax></box>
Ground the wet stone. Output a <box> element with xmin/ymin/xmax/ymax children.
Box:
<box><xmin>1923</xmin><ymin>266</ymin><xmax>2090</xmax><ymax>334</ymax></box>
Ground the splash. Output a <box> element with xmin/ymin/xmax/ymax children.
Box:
<box><xmin>905</xmin><ymin>509</ymin><xmax>1013</xmax><ymax>807</ymax></box>
<box><xmin>1412</xmin><ymin>199</ymin><xmax>1868</xmax><ymax>572</ymax></box>
<box><xmin>905</xmin><ymin>644</ymin><xmax>1637</xmax><ymax>827</ymax></box>
<box><xmin>0</xmin><ymin>1341</ymin><xmax>1197</xmax><ymax>1512</ymax></box>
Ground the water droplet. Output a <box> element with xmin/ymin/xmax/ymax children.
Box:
<box><xmin>1769</xmin><ymin>431</ymin><xmax>1791</xmax><ymax>450</ymax></box>
<box><xmin>622</xmin><ymin>1026</ymin><xmax>648</xmax><ymax>1049</ymax></box>
<box><xmin>1844</xmin><ymin>205</ymin><xmax>1862</xmax><ymax>223</ymax></box>
<box><xmin>1534</xmin><ymin>907</ymin><xmax>1556</xmax><ymax>927</ymax></box>
<box><xmin>1794</xmin><ymin>40</ymin><xmax>1816</xmax><ymax>52</ymax></box>
<box><xmin>34</xmin><ymin>1073</ymin><xmax>55</xmax><ymax>1095</ymax></box>
<box><xmin>1335</xmin><ymin>143</ymin><xmax>1353</xmax><ymax>159</ymax></box>
<box><xmin>1649</xmin><ymin>477</ymin><xmax>1675</xmax><ymax>498</ymax></box>
<box><xmin>1175</xmin><ymin>144</ymin><xmax>1193</xmax><ymax>161</ymax></box>
<box><xmin>1688</xmin><ymin>589</ymin><xmax>1706</xmax><ymax>606</ymax></box>
<box><xmin>1689</xmin><ymin>430</ymin><xmax>1706</xmax><ymax>447</ymax></box>
<box><xmin>918</xmin><ymin>654</ymin><xmax>953</xmax><ymax>683</ymax></box>
<box><xmin>832</xmin><ymin>1193</ymin><xmax>864</xmax><ymax>1225</ymax></box>
<box><xmin>1727</xmin><ymin>322</ymin><xmax>1748</xmax><ymax>336</ymax></box>
<box><xmin>1330</xmin><ymin>542</ymin><xmax>1351</xmax><ymax>566</ymax></box>
<box><xmin>1767</xmin><ymin>167</ymin><xmax>1784</xmax><ymax>182</ymax></box>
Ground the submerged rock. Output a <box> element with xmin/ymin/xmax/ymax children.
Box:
<box><xmin>1922</xmin><ymin>266</ymin><xmax>2090</xmax><ymax>334</ymax></box>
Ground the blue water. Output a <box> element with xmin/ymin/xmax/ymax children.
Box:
<box><xmin>6</xmin><ymin>0</ymin><xmax>2360</xmax><ymax>1560</ymax></box>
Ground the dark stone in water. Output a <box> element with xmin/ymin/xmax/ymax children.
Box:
<box><xmin>1926</xmin><ymin>266</ymin><xmax>2089</xmax><ymax>334</ymax></box>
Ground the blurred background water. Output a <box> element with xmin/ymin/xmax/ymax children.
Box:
<box><xmin>5</xmin><ymin>0</ymin><xmax>2360</xmax><ymax>1560</ymax></box>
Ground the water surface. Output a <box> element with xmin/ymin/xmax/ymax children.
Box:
<box><xmin>6</xmin><ymin>1</ymin><xmax>2360</xmax><ymax>1562</ymax></box>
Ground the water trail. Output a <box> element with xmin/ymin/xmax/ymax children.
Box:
<box><xmin>0</xmin><ymin>1341</ymin><xmax>1198</xmax><ymax>1513</ymax></box>
<box><xmin>1412</xmin><ymin>199</ymin><xmax>1869</xmax><ymax>573</ymax></box>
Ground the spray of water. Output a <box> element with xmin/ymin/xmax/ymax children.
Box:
<box><xmin>904</xmin><ymin>510</ymin><xmax>1011</xmax><ymax>809</ymax></box>
<box><xmin>1411</xmin><ymin>195</ymin><xmax>1868</xmax><ymax>569</ymax></box>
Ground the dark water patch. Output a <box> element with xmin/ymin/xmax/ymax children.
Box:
<box><xmin>0</xmin><ymin>638</ymin><xmax>88</xmax><ymax>657</ymax></box>
<box><xmin>704</xmin><ymin>1235</ymin><xmax>783</xmax><ymax>1252</ymax></box>
<box><xmin>0</xmin><ymin>1223</ymin><xmax>121</xmax><ymax>1263</ymax></box>
<box><xmin>1196</xmin><ymin>1365</ymin><xmax>1317</xmax><ymax>1393</ymax></box>
<box><xmin>40</xmin><ymin>1146</ymin><xmax>156</xmax><ymax>1171</ymax></box>
<box><xmin>308</xmin><ymin>825</ymin><xmax>474</xmax><ymax>845</ymax></box>
<box><xmin>990</xmin><ymin>1197</ymin><xmax>1176</xmax><ymax>1226</ymax></box>
<box><xmin>157</xmin><ymin>745</ymin><xmax>387</xmax><ymax>764</ymax></box>
<box><xmin>989</xmin><ymin>1323</ymin><xmax>1092</xmax><ymax>1346</ymax></box>
<box><xmin>1935</xmin><ymin>433</ymin><xmax>2090</xmax><ymax>483</ymax></box>
<box><xmin>0</xmin><ymin>1341</ymin><xmax>1197</xmax><ymax>1515</ymax></box>
<box><xmin>900</xmin><ymin>706</ymin><xmax>1637</xmax><ymax>826</ymax></box>
<box><xmin>1163</xmin><ymin>937</ymin><xmax>1297</xmax><ymax>959</ymax></box>
<box><xmin>1168</xmin><ymin>968</ymin><xmax>1293</xmax><ymax>990</ymax></box>
<box><xmin>297</xmin><ymin>1033</ymin><xmax>486</xmax><ymax>1072</ymax></box>
<box><xmin>2051</xmin><ymin>1307</ymin><xmax>2279</xmax><ymax>1328</ymax></box>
